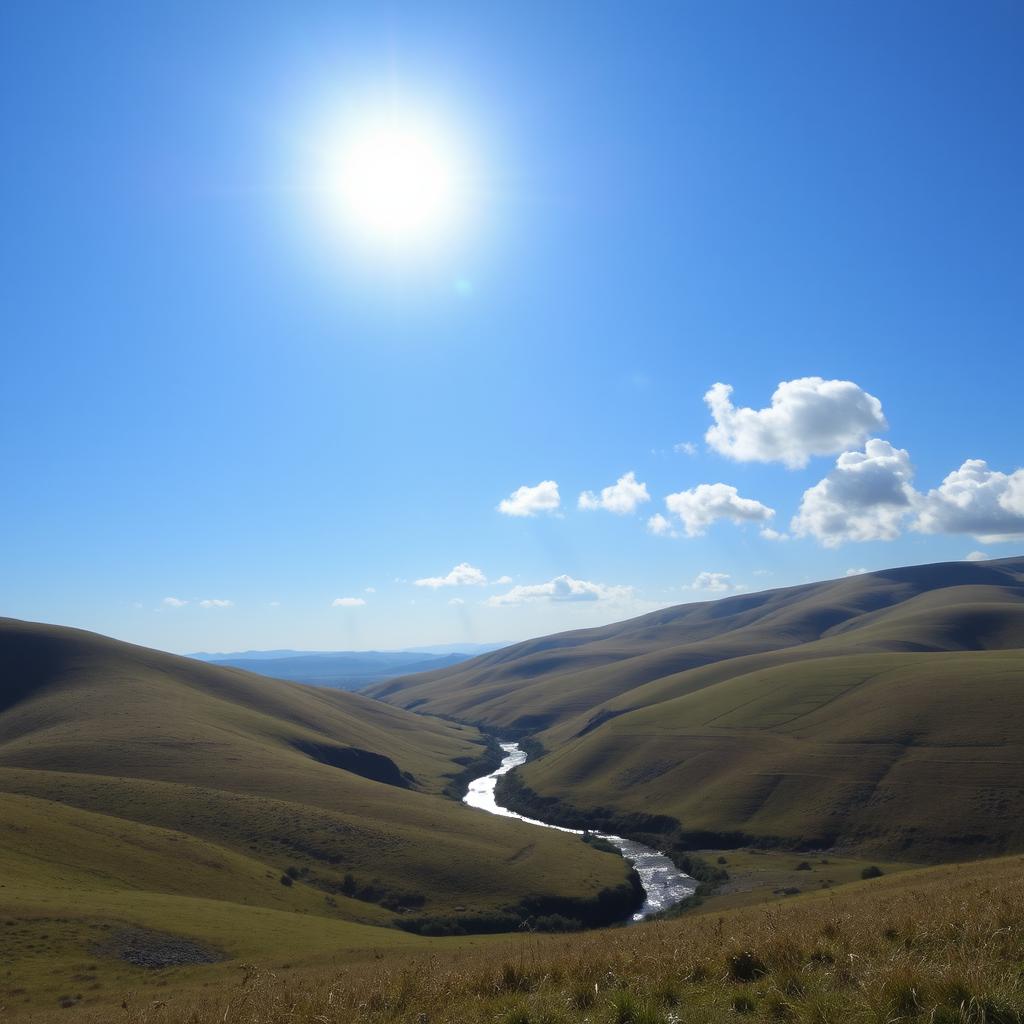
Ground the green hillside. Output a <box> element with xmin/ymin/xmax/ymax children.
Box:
<box><xmin>371</xmin><ymin>558</ymin><xmax>1024</xmax><ymax>858</ymax></box>
<box><xmin>0</xmin><ymin>618</ymin><xmax>634</xmax><ymax>1011</ymax></box>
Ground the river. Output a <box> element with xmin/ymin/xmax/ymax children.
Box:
<box><xmin>464</xmin><ymin>740</ymin><xmax>695</xmax><ymax>921</ymax></box>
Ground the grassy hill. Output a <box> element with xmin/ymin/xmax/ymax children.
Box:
<box><xmin>0</xmin><ymin>618</ymin><xmax>634</xmax><ymax>1012</ymax></box>
<box><xmin>370</xmin><ymin>557</ymin><xmax>1024</xmax><ymax>858</ymax></box>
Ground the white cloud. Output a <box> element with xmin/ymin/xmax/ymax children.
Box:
<box><xmin>162</xmin><ymin>596</ymin><xmax>188</xmax><ymax>608</ymax></box>
<box><xmin>691</xmin><ymin>571</ymin><xmax>733</xmax><ymax>592</ymax></box>
<box><xmin>332</xmin><ymin>597</ymin><xmax>366</xmax><ymax>607</ymax></box>
<box><xmin>914</xmin><ymin>460</ymin><xmax>1024</xmax><ymax>542</ymax></box>
<box><xmin>791</xmin><ymin>440</ymin><xmax>916</xmax><ymax>547</ymax></box>
<box><xmin>760</xmin><ymin>527</ymin><xmax>789</xmax><ymax>541</ymax></box>
<box><xmin>199</xmin><ymin>599</ymin><xmax>233</xmax><ymax>608</ymax></box>
<box><xmin>268</xmin><ymin>601</ymin><xmax>282</xmax><ymax>607</ymax></box>
<box><xmin>965</xmin><ymin>550</ymin><xmax>989</xmax><ymax>562</ymax></box>
<box><xmin>448</xmin><ymin>597</ymin><xmax>465</xmax><ymax>606</ymax></box>
<box><xmin>753</xmin><ymin>569</ymin><xmax>773</xmax><ymax>576</ymax></box>
<box><xmin>647</xmin><ymin>512</ymin><xmax>674</xmax><ymax>536</ymax></box>
<box><xmin>578</xmin><ymin>471</ymin><xmax>650</xmax><ymax>514</ymax></box>
<box><xmin>364</xmin><ymin>586</ymin><xmax>376</xmax><ymax>594</ymax></box>
<box><xmin>494</xmin><ymin>575</ymin><xmax>513</xmax><ymax>585</ymax></box>
<box><xmin>704</xmin><ymin>378</ymin><xmax>887</xmax><ymax>468</ymax></box>
<box><xmin>674</xmin><ymin>441</ymin><xmax>697</xmax><ymax>456</ymax></box>
<box><xmin>663</xmin><ymin>483</ymin><xmax>775</xmax><ymax>537</ymax></box>
<box><xmin>414</xmin><ymin>562</ymin><xmax>488</xmax><ymax>588</ymax></box>
<box><xmin>498</xmin><ymin>480</ymin><xmax>561</xmax><ymax>517</ymax></box>
<box><xmin>486</xmin><ymin>574</ymin><xmax>634</xmax><ymax>607</ymax></box>
<box><xmin>845</xmin><ymin>568</ymin><xmax>869</xmax><ymax>577</ymax></box>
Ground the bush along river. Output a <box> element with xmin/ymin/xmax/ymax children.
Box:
<box><xmin>464</xmin><ymin>741</ymin><xmax>696</xmax><ymax>921</ymax></box>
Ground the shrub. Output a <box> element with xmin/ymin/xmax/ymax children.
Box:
<box><xmin>861</xmin><ymin>865</ymin><xmax>884</xmax><ymax>879</ymax></box>
<box><xmin>279</xmin><ymin>874</ymin><xmax>293</xmax><ymax>887</ymax></box>
<box><xmin>727</xmin><ymin>950</ymin><xmax>768</xmax><ymax>982</ymax></box>
<box><xmin>795</xmin><ymin>861</ymin><xmax>812</xmax><ymax>871</ymax></box>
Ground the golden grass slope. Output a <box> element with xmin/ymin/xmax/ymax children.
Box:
<box><xmin>17</xmin><ymin>853</ymin><xmax>1024</xmax><ymax>1023</ymax></box>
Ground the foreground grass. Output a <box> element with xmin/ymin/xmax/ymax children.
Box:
<box><xmin>16</xmin><ymin>855</ymin><xmax>1024</xmax><ymax>1023</ymax></box>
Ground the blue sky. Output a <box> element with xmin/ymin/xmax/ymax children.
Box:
<box><xmin>2</xmin><ymin>2</ymin><xmax>1022</xmax><ymax>653</ymax></box>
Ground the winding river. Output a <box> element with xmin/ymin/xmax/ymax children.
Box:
<box><xmin>464</xmin><ymin>741</ymin><xmax>696</xmax><ymax>921</ymax></box>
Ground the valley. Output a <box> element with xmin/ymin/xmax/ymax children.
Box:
<box><xmin>1</xmin><ymin>558</ymin><xmax>1022</xmax><ymax>1020</ymax></box>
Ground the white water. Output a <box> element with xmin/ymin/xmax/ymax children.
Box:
<box><xmin>464</xmin><ymin>741</ymin><xmax>696</xmax><ymax>921</ymax></box>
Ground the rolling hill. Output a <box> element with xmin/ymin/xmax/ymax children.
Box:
<box><xmin>370</xmin><ymin>557</ymin><xmax>1024</xmax><ymax>859</ymax></box>
<box><xmin>0</xmin><ymin>618</ymin><xmax>634</xmax><ymax>1010</ymax></box>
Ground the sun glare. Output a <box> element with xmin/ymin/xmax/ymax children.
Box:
<box><xmin>317</xmin><ymin>107</ymin><xmax>465</xmax><ymax>249</ymax></box>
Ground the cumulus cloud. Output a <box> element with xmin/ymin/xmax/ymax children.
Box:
<box><xmin>415</xmin><ymin>562</ymin><xmax>488</xmax><ymax>588</ymax></box>
<box><xmin>331</xmin><ymin>597</ymin><xmax>366</xmax><ymax>607</ymax></box>
<box><xmin>199</xmin><ymin>599</ymin><xmax>233</xmax><ymax>608</ymax></box>
<box><xmin>162</xmin><ymin>596</ymin><xmax>188</xmax><ymax>608</ymax></box>
<box><xmin>494</xmin><ymin>575</ymin><xmax>513</xmax><ymax>585</ymax></box>
<box><xmin>486</xmin><ymin>574</ymin><xmax>633</xmax><ymax>607</ymax></box>
<box><xmin>704</xmin><ymin>378</ymin><xmax>887</xmax><ymax>469</ymax></box>
<box><xmin>914</xmin><ymin>460</ymin><xmax>1024</xmax><ymax>542</ymax></box>
<box><xmin>965</xmin><ymin>550</ymin><xmax>989</xmax><ymax>562</ymax></box>
<box><xmin>448</xmin><ymin>597</ymin><xmax>465</xmax><ymax>606</ymax></box>
<box><xmin>498</xmin><ymin>480</ymin><xmax>561</xmax><ymax>517</ymax></box>
<box><xmin>760</xmin><ymin>527</ymin><xmax>789</xmax><ymax>541</ymax></box>
<box><xmin>674</xmin><ymin>441</ymin><xmax>697</xmax><ymax>456</ymax></box>
<box><xmin>845</xmin><ymin>568</ymin><xmax>869</xmax><ymax>577</ymax></box>
<box><xmin>647</xmin><ymin>513</ymin><xmax>674</xmax><ymax>536</ymax></box>
<box><xmin>662</xmin><ymin>483</ymin><xmax>775</xmax><ymax>537</ymax></box>
<box><xmin>364</xmin><ymin>586</ymin><xmax>376</xmax><ymax>594</ymax></box>
<box><xmin>791</xmin><ymin>440</ymin><xmax>916</xmax><ymax>547</ymax></box>
<box><xmin>691</xmin><ymin>571</ymin><xmax>733</xmax><ymax>592</ymax></box>
<box><xmin>578</xmin><ymin>471</ymin><xmax>650</xmax><ymax>514</ymax></box>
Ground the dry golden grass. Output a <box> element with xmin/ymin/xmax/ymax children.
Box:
<box><xmin>18</xmin><ymin>855</ymin><xmax>1024</xmax><ymax>1023</ymax></box>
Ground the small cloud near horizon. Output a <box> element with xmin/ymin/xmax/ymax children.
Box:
<box><xmin>487</xmin><ymin>574</ymin><xmax>633</xmax><ymax>607</ymax></box>
<box><xmin>690</xmin><ymin>571</ymin><xmax>735</xmax><ymax>593</ymax></box>
<box><xmin>415</xmin><ymin>562</ymin><xmax>488</xmax><ymax>588</ymax></box>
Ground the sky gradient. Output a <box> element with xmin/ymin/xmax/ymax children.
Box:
<box><xmin>2</xmin><ymin>2</ymin><xmax>1023</xmax><ymax>653</ymax></box>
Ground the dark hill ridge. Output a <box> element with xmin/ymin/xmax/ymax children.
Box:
<box><xmin>369</xmin><ymin>557</ymin><xmax>1024</xmax><ymax>859</ymax></box>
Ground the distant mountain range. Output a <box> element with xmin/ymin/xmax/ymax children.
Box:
<box><xmin>187</xmin><ymin>642</ymin><xmax>509</xmax><ymax>690</ymax></box>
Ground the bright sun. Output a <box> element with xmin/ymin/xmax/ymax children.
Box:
<box><xmin>317</xmin><ymin>108</ymin><xmax>464</xmax><ymax>248</ymax></box>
